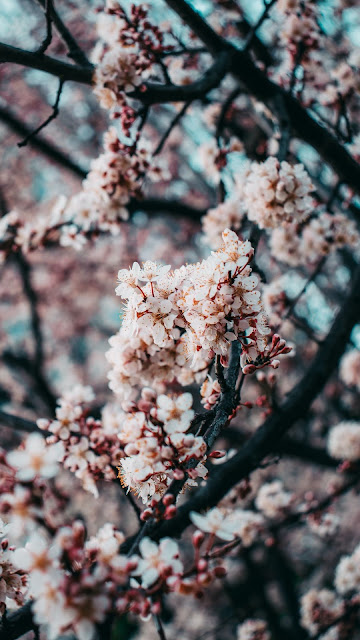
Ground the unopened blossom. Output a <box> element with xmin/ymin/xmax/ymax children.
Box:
<box><xmin>300</xmin><ymin>589</ymin><xmax>344</xmax><ymax>636</ymax></box>
<box><xmin>335</xmin><ymin>543</ymin><xmax>360</xmax><ymax>594</ymax></box>
<box><xmin>243</xmin><ymin>158</ymin><xmax>314</xmax><ymax>229</ymax></box>
<box><xmin>255</xmin><ymin>480</ymin><xmax>294</xmax><ymax>519</ymax></box>
<box><xmin>339</xmin><ymin>349</ymin><xmax>360</xmax><ymax>392</ymax></box>
<box><xmin>327</xmin><ymin>421</ymin><xmax>360</xmax><ymax>461</ymax></box>
<box><xmin>7</xmin><ymin>433</ymin><xmax>64</xmax><ymax>482</ymax></box>
<box><xmin>237</xmin><ymin>619</ymin><xmax>270</xmax><ymax>640</ymax></box>
<box><xmin>134</xmin><ymin>537</ymin><xmax>183</xmax><ymax>589</ymax></box>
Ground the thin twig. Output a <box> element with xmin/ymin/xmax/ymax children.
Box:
<box><xmin>153</xmin><ymin>102</ymin><xmax>191</xmax><ymax>156</ymax></box>
<box><xmin>36</xmin><ymin>0</ymin><xmax>53</xmax><ymax>55</ymax></box>
<box><xmin>18</xmin><ymin>78</ymin><xmax>64</xmax><ymax>148</ymax></box>
<box><xmin>243</xmin><ymin>0</ymin><xmax>278</xmax><ymax>52</ymax></box>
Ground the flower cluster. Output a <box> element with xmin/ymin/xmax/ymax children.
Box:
<box><xmin>255</xmin><ymin>480</ymin><xmax>294</xmax><ymax>519</ymax></box>
<box><xmin>300</xmin><ymin>589</ymin><xmax>344</xmax><ymax>637</ymax></box>
<box><xmin>117</xmin><ymin>389</ymin><xmax>207</xmax><ymax>504</ymax></box>
<box><xmin>93</xmin><ymin>2</ymin><xmax>174</xmax><ymax>115</ymax></box>
<box><xmin>0</xmin><ymin>126</ymin><xmax>170</xmax><ymax>259</ymax></box>
<box><xmin>0</xmin><ymin>520</ymin><xmax>27</xmax><ymax>613</ymax></box>
<box><xmin>237</xmin><ymin>619</ymin><xmax>270</xmax><ymax>640</ymax></box>
<box><xmin>339</xmin><ymin>349</ymin><xmax>360</xmax><ymax>392</ymax></box>
<box><xmin>57</xmin><ymin>127</ymin><xmax>169</xmax><ymax>247</ymax></box>
<box><xmin>202</xmin><ymin>200</ymin><xmax>245</xmax><ymax>249</ymax></box>
<box><xmin>107</xmin><ymin>229</ymin><xmax>290</xmax><ymax>400</ymax></box>
<box><xmin>242</xmin><ymin>158</ymin><xmax>314</xmax><ymax>229</ymax></box>
<box><xmin>0</xmin><ymin>448</ymin><xmax>69</xmax><ymax>539</ymax></box>
<box><xmin>335</xmin><ymin>542</ymin><xmax>360</xmax><ymax>594</ymax></box>
<box><xmin>327</xmin><ymin>421</ymin><xmax>360</xmax><ymax>462</ymax></box>
<box><xmin>270</xmin><ymin>211</ymin><xmax>359</xmax><ymax>266</ymax></box>
<box><xmin>37</xmin><ymin>385</ymin><xmax>122</xmax><ymax>497</ymax></box>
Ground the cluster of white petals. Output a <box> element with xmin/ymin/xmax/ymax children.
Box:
<box><xmin>92</xmin><ymin>3</ymin><xmax>172</xmax><ymax>113</ymax></box>
<box><xmin>339</xmin><ymin>349</ymin><xmax>360</xmax><ymax>392</ymax></box>
<box><xmin>37</xmin><ymin>385</ymin><xmax>122</xmax><ymax>498</ymax></box>
<box><xmin>0</xmin><ymin>519</ymin><xmax>26</xmax><ymax>613</ymax></box>
<box><xmin>243</xmin><ymin>158</ymin><xmax>314</xmax><ymax>229</ymax></box>
<box><xmin>202</xmin><ymin>200</ymin><xmax>245</xmax><ymax>249</ymax></box>
<box><xmin>7</xmin><ymin>433</ymin><xmax>63</xmax><ymax>483</ymax></box>
<box><xmin>237</xmin><ymin>619</ymin><xmax>270</xmax><ymax>640</ymax></box>
<box><xmin>132</xmin><ymin>537</ymin><xmax>183</xmax><ymax>589</ymax></box>
<box><xmin>300</xmin><ymin>589</ymin><xmax>344</xmax><ymax>637</ymax></box>
<box><xmin>190</xmin><ymin>507</ymin><xmax>264</xmax><ymax>545</ymax></box>
<box><xmin>270</xmin><ymin>212</ymin><xmax>359</xmax><ymax>266</ymax></box>
<box><xmin>117</xmin><ymin>390</ymin><xmax>207</xmax><ymax>503</ymax></box>
<box><xmin>255</xmin><ymin>480</ymin><xmax>294</xmax><ymax>519</ymax></box>
<box><xmin>327</xmin><ymin>421</ymin><xmax>360</xmax><ymax>461</ymax></box>
<box><xmin>107</xmin><ymin>230</ymin><xmax>289</xmax><ymax>400</ymax></box>
<box><xmin>335</xmin><ymin>542</ymin><xmax>360</xmax><ymax>595</ymax></box>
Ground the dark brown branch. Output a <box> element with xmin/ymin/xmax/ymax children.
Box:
<box><xmin>132</xmin><ymin>51</ymin><xmax>233</xmax><ymax>104</ymax></box>
<box><xmin>0</xmin><ymin>42</ymin><xmax>93</xmax><ymax>84</ymax></box>
<box><xmin>0</xmin><ymin>409</ymin><xmax>38</xmax><ymax>432</ymax></box>
<box><xmin>0</xmin><ymin>602</ymin><xmax>34</xmax><ymax>640</ymax></box>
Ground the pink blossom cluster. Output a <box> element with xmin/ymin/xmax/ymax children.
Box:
<box><xmin>116</xmin><ymin>388</ymin><xmax>207</xmax><ymax>504</ymax></box>
<box><xmin>36</xmin><ymin>385</ymin><xmax>122</xmax><ymax>498</ymax></box>
<box><xmin>270</xmin><ymin>211</ymin><xmax>359</xmax><ymax>266</ymax></box>
<box><xmin>0</xmin><ymin>448</ymin><xmax>68</xmax><ymax>539</ymax></box>
<box><xmin>10</xmin><ymin>517</ymin><xmax>243</xmax><ymax>637</ymax></box>
<box><xmin>0</xmin><ymin>127</ymin><xmax>169</xmax><ymax>258</ymax></box>
<box><xmin>300</xmin><ymin>588</ymin><xmax>344</xmax><ymax>638</ymax></box>
<box><xmin>58</xmin><ymin>126</ymin><xmax>169</xmax><ymax>247</ymax></box>
<box><xmin>0</xmin><ymin>519</ymin><xmax>27</xmax><ymax>614</ymax></box>
<box><xmin>93</xmin><ymin>2</ymin><xmax>174</xmax><ymax>117</ymax></box>
<box><xmin>237</xmin><ymin>619</ymin><xmax>270</xmax><ymax>640</ymax></box>
<box><xmin>242</xmin><ymin>158</ymin><xmax>314</xmax><ymax>230</ymax></box>
<box><xmin>107</xmin><ymin>229</ymin><xmax>289</xmax><ymax>400</ymax></box>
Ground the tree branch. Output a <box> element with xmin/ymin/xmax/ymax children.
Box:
<box><xmin>0</xmin><ymin>42</ymin><xmax>93</xmax><ymax>84</ymax></box>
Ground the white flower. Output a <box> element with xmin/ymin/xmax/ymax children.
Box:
<box><xmin>7</xmin><ymin>433</ymin><xmax>64</xmax><ymax>481</ymax></box>
<box><xmin>135</xmin><ymin>537</ymin><xmax>183</xmax><ymax>588</ymax></box>
<box><xmin>157</xmin><ymin>393</ymin><xmax>194</xmax><ymax>433</ymax></box>
<box><xmin>13</xmin><ymin>532</ymin><xmax>60</xmax><ymax>586</ymax></box>
<box><xmin>190</xmin><ymin>507</ymin><xmax>238</xmax><ymax>541</ymax></box>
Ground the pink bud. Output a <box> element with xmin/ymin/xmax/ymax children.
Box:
<box><xmin>163</xmin><ymin>494</ymin><xmax>175</xmax><ymax>506</ymax></box>
<box><xmin>173</xmin><ymin>468</ymin><xmax>185</xmax><ymax>480</ymax></box>
<box><xmin>192</xmin><ymin>530</ymin><xmax>205</xmax><ymax>548</ymax></box>
<box><xmin>243</xmin><ymin>364</ymin><xmax>256</xmax><ymax>375</ymax></box>
<box><xmin>213</xmin><ymin>566</ymin><xmax>227</xmax><ymax>578</ymax></box>
<box><xmin>209</xmin><ymin>450</ymin><xmax>226</xmax><ymax>459</ymax></box>
<box><xmin>197</xmin><ymin>558</ymin><xmax>208</xmax><ymax>572</ymax></box>
<box><xmin>165</xmin><ymin>505</ymin><xmax>177</xmax><ymax>519</ymax></box>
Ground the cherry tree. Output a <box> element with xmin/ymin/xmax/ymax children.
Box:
<box><xmin>0</xmin><ymin>1</ymin><xmax>360</xmax><ymax>639</ymax></box>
